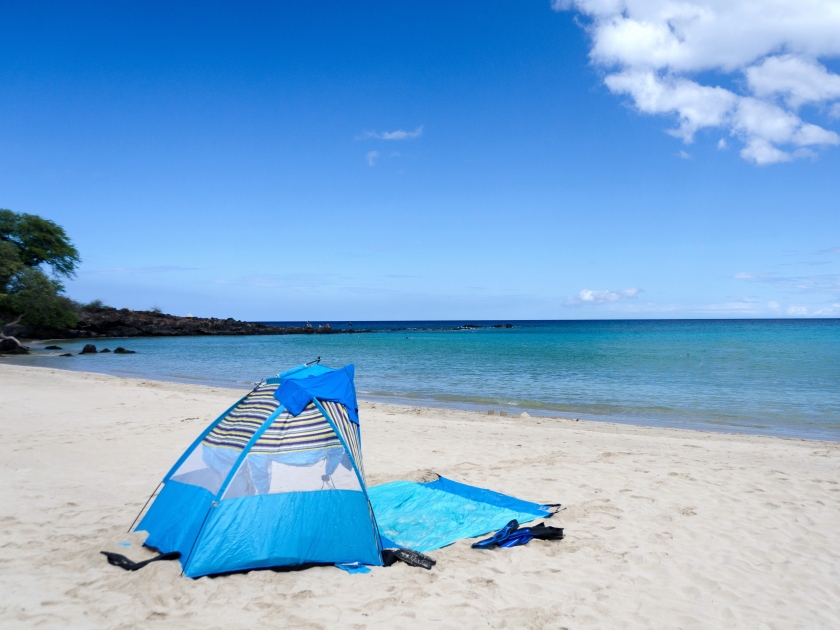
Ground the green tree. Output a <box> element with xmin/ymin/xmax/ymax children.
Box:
<box><xmin>0</xmin><ymin>209</ymin><xmax>81</xmax><ymax>277</ymax></box>
<box><xmin>0</xmin><ymin>210</ymin><xmax>81</xmax><ymax>335</ymax></box>
<box><xmin>2</xmin><ymin>268</ymin><xmax>78</xmax><ymax>328</ymax></box>
<box><xmin>0</xmin><ymin>240</ymin><xmax>23</xmax><ymax>288</ymax></box>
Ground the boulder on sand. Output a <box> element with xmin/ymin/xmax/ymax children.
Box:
<box><xmin>0</xmin><ymin>338</ymin><xmax>29</xmax><ymax>354</ymax></box>
<box><xmin>80</xmin><ymin>344</ymin><xmax>97</xmax><ymax>354</ymax></box>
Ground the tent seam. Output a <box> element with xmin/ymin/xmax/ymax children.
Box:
<box><xmin>161</xmin><ymin>391</ymin><xmax>253</xmax><ymax>483</ymax></box>
<box><xmin>183</xmin><ymin>405</ymin><xmax>287</xmax><ymax>577</ymax></box>
<box><xmin>312</xmin><ymin>398</ymin><xmax>384</xmax><ymax>561</ymax></box>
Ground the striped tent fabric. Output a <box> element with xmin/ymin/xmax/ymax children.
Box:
<box><xmin>202</xmin><ymin>382</ymin><xmax>280</xmax><ymax>451</ymax></box>
<box><xmin>251</xmin><ymin>403</ymin><xmax>342</xmax><ymax>454</ymax></box>
<box><xmin>136</xmin><ymin>364</ymin><xmax>384</xmax><ymax>577</ymax></box>
<box><xmin>320</xmin><ymin>400</ymin><xmax>365</xmax><ymax>482</ymax></box>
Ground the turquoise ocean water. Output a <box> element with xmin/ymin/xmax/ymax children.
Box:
<box><xmin>6</xmin><ymin>320</ymin><xmax>839</xmax><ymax>441</ymax></box>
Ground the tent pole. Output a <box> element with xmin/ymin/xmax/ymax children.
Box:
<box><xmin>126</xmin><ymin>482</ymin><xmax>162</xmax><ymax>533</ymax></box>
<box><xmin>182</xmin><ymin>406</ymin><xmax>287</xmax><ymax>576</ymax></box>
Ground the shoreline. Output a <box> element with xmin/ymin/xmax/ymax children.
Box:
<box><xmin>3</xmin><ymin>354</ymin><xmax>838</xmax><ymax>443</ymax></box>
<box><xmin>1</xmin><ymin>362</ymin><xmax>836</xmax><ymax>445</ymax></box>
<box><xmin>2</xmin><ymin>363</ymin><xmax>838</xmax><ymax>628</ymax></box>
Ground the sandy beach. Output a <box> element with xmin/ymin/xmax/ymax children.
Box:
<box><xmin>1</xmin><ymin>363</ymin><xmax>839</xmax><ymax>629</ymax></box>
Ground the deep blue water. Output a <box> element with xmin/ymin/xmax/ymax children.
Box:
<box><xmin>6</xmin><ymin>319</ymin><xmax>839</xmax><ymax>441</ymax></box>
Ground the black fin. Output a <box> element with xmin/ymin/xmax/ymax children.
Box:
<box><xmin>101</xmin><ymin>550</ymin><xmax>181</xmax><ymax>571</ymax></box>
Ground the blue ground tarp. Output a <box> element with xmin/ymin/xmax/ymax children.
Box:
<box><xmin>368</xmin><ymin>477</ymin><xmax>553</xmax><ymax>553</ymax></box>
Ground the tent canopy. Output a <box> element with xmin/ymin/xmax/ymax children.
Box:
<box><xmin>137</xmin><ymin>363</ymin><xmax>381</xmax><ymax>578</ymax></box>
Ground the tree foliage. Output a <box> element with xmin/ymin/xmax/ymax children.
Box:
<box><xmin>81</xmin><ymin>299</ymin><xmax>113</xmax><ymax>313</ymax></box>
<box><xmin>0</xmin><ymin>210</ymin><xmax>81</xmax><ymax>329</ymax></box>
<box><xmin>2</xmin><ymin>268</ymin><xmax>78</xmax><ymax>328</ymax></box>
<box><xmin>0</xmin><ymin>209</ymin><xmax>81</xmax><ymax>277</ymax></box>
<box><xmin>0</xmin><ymin>240</ymin><xmax>23</xmax><ymax>289</ymax></box>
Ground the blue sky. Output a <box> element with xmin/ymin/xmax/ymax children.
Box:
<box><xmin>1</xmin><ymin>1</ymin><xmax>838</xmax><ymax>320</ymax></box>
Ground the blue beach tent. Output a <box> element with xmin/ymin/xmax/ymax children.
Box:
<box><xmin>136</xmin><ymin>363</ymin><xmax>382</xmax><ymax>577</ymax></box>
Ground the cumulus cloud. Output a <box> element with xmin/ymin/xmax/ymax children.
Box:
<box><xmin>565</xmin><ymin>287</ymin><xmax>641</xmax><ymax>306</ymax></box>
<box><xmin>746</xmin><ymin>55</ymin><xmax>840</xmax><ymax>108</ymax></box>
<box><xmin>359</xmin><ymin>126</ymin><xmax>423</xmax><ymax>141</ymax></box>
<box><xmin>553</xmin><ymin>0</ymin><xmax>840</xmax><ymax>164</ymax></box>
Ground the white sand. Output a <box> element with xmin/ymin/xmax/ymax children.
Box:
<box><xmin>1</xmin><ymin>363</ymin><xmax>839</xmax><ymax>629</ymax></box>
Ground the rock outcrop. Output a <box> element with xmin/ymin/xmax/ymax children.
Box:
<box><xmin>0</xmin><ymin>338</ymin><xmax>29</xmax><ymax>354</ymax></box>
<box><xmin>7</xmin><ymin>309</ymin><xmax>364</xmax><ymax>341</ymax></box>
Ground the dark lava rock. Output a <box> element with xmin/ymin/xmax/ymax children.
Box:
<box><xmin>492</xmin><ymin>323</ymin><xmax>514</xmax><ymax>328</ymax></box>
<box><xmin>0</xmin><ymin>338</ymin><xmax>29</xmax><ymax>354</ymax></box>
<box><xmin>80</xmin><ymin>344</ymin><xmax>98</xmax><ymax>354</ymax></box>
<box><xmin>45</xmin><ymin>345</ymin><xmax>62</xmax><ymax>350</ymax></box>
<box><xmin>100</xmin><ymin>348</ymin><xmax>111</xmax><ymax>353</ymax></box>
<box><xmin>114</xmin><ymin>347</ymin><xmax>136</xmax><ymax>354</ymax></box>
<box><xmin>7</xmin><ymin>308</ymin><xmax>370</xmax><ymax>340</ymax></box>
<box><xmin>60</xmin><ymin>353</ymin><xmax>73</xmax><ymax>357</ymax></box>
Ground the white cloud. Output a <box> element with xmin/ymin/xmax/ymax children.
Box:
<box><xmin>366</xmin><ymin>150</ymin><xmax>379</xmax><ymax>166</ymax></box>
<box><xmin>813</xmin><ymin>303</ymin><xmax>840</xmax><ymax>316</ymax></box>
<box><xmin>745</xmin><ymin>55</ymin><xmax>840</xmax><ymax>108</ymax></box>
<box><xmin>565</xmin><ymin>287</ymin><xmax>641</xmax><ymax>306</ymax></box>
<box><xmin>678</xmin><ymin>149</ymin><xmax>691</xmax><ymax>159</ymax></box>
<box><xmin>554</xmin><ymin>0</ymin><xmax>840</xmax><ymax>164</ymax></box>
<box><xmin>604</xmin><ymin>70</ymin><xmax>736</xmax><ymax>142</ymax></box>
<box><xmin>768</xmin><ymin>301</ymin><xmax>780</xmax><ymax>309</ymax></box>
<box><xmin>359</xmin><ymin>126</ymin><xmax>423</xmax><ymax>141</ymax></box>
<box><xmin>787</xmin><ymin>305</ymin><xmax>808</xmax><ymax>316</ymax></box>
<box><xmin>717</xmin><ymin>138</ymin><xmax>727</xmax><ymax>149</ymax></box>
